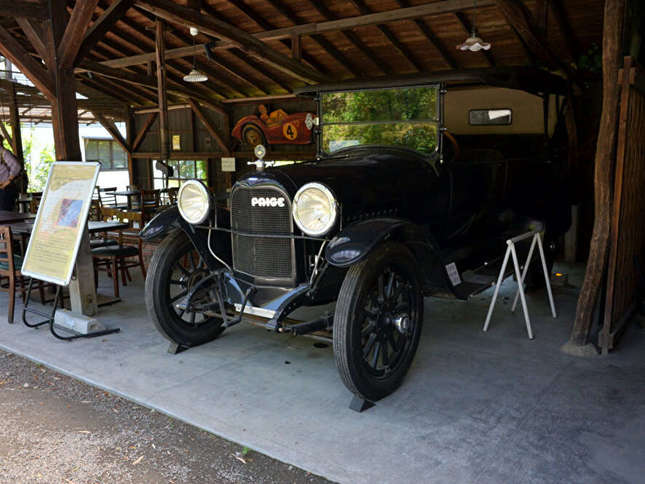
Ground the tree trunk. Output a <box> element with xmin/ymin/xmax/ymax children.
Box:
<box><xmin>568</xmin><ymin>0</ymin><xmax>625</xmax><ymax>346</ymax></box>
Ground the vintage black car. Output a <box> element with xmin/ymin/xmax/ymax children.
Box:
<box><xmin>141</xmin><ymin>69</ymin><xmax>571</xmax><ymax>407</ymax></box>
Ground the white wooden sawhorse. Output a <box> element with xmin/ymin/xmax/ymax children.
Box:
<box><xmin>483</xmin><ymin>230</ymin><xmax>557</xmax><ymax>339</ymax></box>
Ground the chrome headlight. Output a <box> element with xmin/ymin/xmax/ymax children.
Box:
<box><xmin>177</xmin><ymin>180</ymin><xmax>211</xmax><ymax>225</ymax></box>
<box><xmin>292</xmin><ymin>182</ymin><xmax>337</xmax><ymax>236</ymax></box>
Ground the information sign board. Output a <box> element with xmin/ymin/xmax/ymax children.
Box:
<box><xmin>21</xmin><ymin>162</ymin><xmax>100</xmax><ymax>286</ymax></box>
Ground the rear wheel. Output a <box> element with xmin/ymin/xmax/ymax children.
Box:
<box><xmin>145</xmin><ymin>230</ymin><xmax>225</xmax><ymax>347</ymax></box>
<box><xmin>242</xmin><ymin>124</ymin><xmax>265</xmax><ymax>147</ymax></box>
<box><xmin>333</xmin><ymin>242</ymin><xmax>423</xmax><ymax>401</ymax></box>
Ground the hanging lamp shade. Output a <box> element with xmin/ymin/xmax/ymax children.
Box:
<box><xmin>183</xmin><ymin>68</ymin><xmax>207</xmax><ymax>83</ymax></box>
<box><xmin>457</xmin><ymin>30</ymin><xmax>491</xmax><ymax>51</ymax></box>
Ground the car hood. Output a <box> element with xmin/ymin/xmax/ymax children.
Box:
<box><xmin>237</xmin><ymin>146</ymin><xmax>438</xmax><ymax>223</ymax></box>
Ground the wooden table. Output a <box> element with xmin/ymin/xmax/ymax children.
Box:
<box><xmin>114</xmin><ymin>190</ymin><xmax>140</xmax><ymax>210</ymax></box>
<box><xmin>9</xmin><ymin>220</ymin><xmax>132</xmax><ymax>307</ymax></box>
<box><xmin>0</xmin><ymin>210</ymin><xmax>35</xmax><ymax>224</ymax></box>
<box><xmin>8</xmin><ymin>220</ymin><xmax>129</xmax><ymax>235</ymax></box>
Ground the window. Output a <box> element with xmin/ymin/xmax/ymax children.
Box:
<box><xmin>321</xmin><ymin>86</ymin><xmax>440</xmax><ymax>154</ymax></box>
<box><xmin>84</xmin><ymin>138</ymin><xmax>128</xmax><ymax>170</ymax></box>
<box><xmin>153</xmin><ymin>160</ymin><xmax>208</xmax><ymax>189</ymax></box>
<box><xmin>469</xmin><ymin>109</ymin><xmax>512</xmax><ymax>126</ymax></box>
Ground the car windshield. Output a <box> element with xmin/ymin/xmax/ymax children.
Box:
<box><xmin>320</xmin><ymin>85</ymin><xmax>440</xmax><ymax>155</ymax></box>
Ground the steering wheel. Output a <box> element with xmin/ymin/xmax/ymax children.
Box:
<box><xmin>442</xmin><ymin>130</ymin><xmax>461</xmax><ymax>162</ymax></box>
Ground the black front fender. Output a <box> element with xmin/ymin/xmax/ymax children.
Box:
<box><xmin>139</xmin><ymin>206</ymin><xmax>183</xmax><ymax>241</ymax></box>
<box><xmin>325</xmin><ymin>218</ymin><xmax>437</xmax><ymax>267</ymax></box>
<box><xmin>139</xmin><ymin>206</ymin><xmax>231</xmax><ymax>271</ymax></box>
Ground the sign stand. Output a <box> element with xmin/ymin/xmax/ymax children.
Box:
<box><xmin>21</xmin><ymin>278</ymin><xmax>119</xmax><ymax>340</ymax></box>
<box><xmin>482</xmin><ymin>230</ymin><xmax>557</xmax><ymax>339</ymax></box>
<box><xmin>19</xmin><ymin>162</ymin><xmax>120</xmax><ymax>340</ymax></box>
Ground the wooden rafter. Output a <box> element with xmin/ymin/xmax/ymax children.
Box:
<box><xmin>397</xmin><ymin>0</ymin><xmax>457</xmax><ymax>70</ymax></box>
<box><xmin>347</xmin><ymin>0</ymin><xmax>423</xmax><ymax>72</ymax></box>
<box><xmin>132</xmin><ymin>112</ymin><xmax>157</xmax><ymax>152</ymax></box>
<box><xmin>76</xmin><ymin>0</ymin><xmax>136</xmax><ymax>65</ymax></box>
<box><xmin>549</xmin><ymin>0</ymin><xmax>580</xmax><ymax>61</ymax></box>
<box><xmin>263</xmin><ymin>0</ymin><xmax>361</xmax><ymax>78</ymax></box>
<box><xmin>93</xmin><ymin>111</ymin><xmax>131</xmax><ymax>153</ymax></box>
<box><xmin>82</xmin><ymin>13</ymin><xmax>229</xmax><ymax>105</ymax></box>
<box><xmin>188</xmin><ymin>98</ymin><xmax>230</xmax><ymax>155</ymax></box>
<box><xmin>305</xmin><ymin>0</ymin><xmax>391</xmax><ymax>75</ymax></box>
<box><xmin>58</xmin><ymin>0</ymin><xmax>100</xmax><ymax>67</ymax></box>
<box><xmin>105</xmin><ymin>1</ymin><xmax>496</xmax><ymax>71</ymax></box>
<box><xmin>79</xmin><ymin>61</ymin><xmax>156</xmax><ymax>87</ymax></box>
<box><xmin>155</xmin><ymin>19</ymin><xmax>169</xmax><ymax>161</ymax></box>
<box><xmin>135</xmin><ymin>0</ymin><xmax>328</xmax><ymax>83</ymax></box>
<box><xmin>201</xmin><ymin>1</ymin><xmax>328</xmax><ymax>81</ymax></box>
<box><xmin>162</xmin><ymin>29</ymin><xmax>258</xmax><ymax>97</ymax></box>
<box><xmin>494</xmin><ymin>0</ymin><xmax>563</xmax><ymax>70</ymax></box>
<box><xmin>0</xmin><ymin>1</ymin><xmax>47</xmax><ymax>19</ymax></box>
<box><xmin>0</xmin><ymin>24</ymin><xmax>55</xmax><ymax>99</ymax></box>
<box><xmin>15</xmin><ymin>18</ymin><xmax>48</xmax><ymax>61</ymax></box>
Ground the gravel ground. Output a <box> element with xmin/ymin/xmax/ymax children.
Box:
<box><xmin>0</xmin><ymin>350</ymin><xmax>331</xmax><ymax>484</ymax></box>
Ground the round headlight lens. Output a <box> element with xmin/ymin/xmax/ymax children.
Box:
<box><xmin>292</xmin><ymin>183</ymin><xmax>337</xmax><ymax>236</ymax></box>
<box><xmin>177</xmin><ymin>180</ymin><xmax>211</xmax><ymax>225</ymax></box>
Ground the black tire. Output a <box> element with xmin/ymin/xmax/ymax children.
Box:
<box><xmin>145</xmin><ymin>230</ymin><xmax>225</xmax><ymax>347</ymax></box>
<box><xmin>333</xmin><ymin>242</ymin><xmax>424</xmax><ymax>402</ymax></box>
<box><xmin>242</xmin><ymin>124</ymin><xmax>266</xmax><ymax>147</ymax></box>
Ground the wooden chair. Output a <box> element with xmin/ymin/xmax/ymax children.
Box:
<box><xmin>92</xmin><ymin>216</ymin><xmax>146</xmax><ymax>299</ymax></box>
<box><xmin>0</xmin><ymin>226</ymin><xmax>51</xmax><ymax>324</ymax></box>
<box><xmin>97</xmin><ymin>187</ymin><xmax>128</xmax><ymax>219</ymax></box>
<box><xmin>28</xmin><ymin>192</ymin><xmax>42</xmax><ymax>214</ymax></box>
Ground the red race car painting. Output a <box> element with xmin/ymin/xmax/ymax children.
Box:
<box><xmin>231</xmin><ymin>104</ymin><xmax>315</xmax><ymax>147</ymax></box>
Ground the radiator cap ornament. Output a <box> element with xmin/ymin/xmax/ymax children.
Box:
<box><xmin>254</xmin><ymin>144</ymin><xmax>266</xmax><ymax>160</ymax></box>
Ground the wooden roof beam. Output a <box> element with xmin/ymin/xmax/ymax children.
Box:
<box><xmin>347</xmin><ymin>0</ymin><xmax>423</xmax><ymax>72</ymax></box>
<box><xmin>188</xmin><ymin>98</ymin><xmax>230</xmax><ymax>155</ymax></box>
<box><xmin>58</xmin><ymin>0</ymin><xmax>100</xmax><ymax>67</ymax></box>
<box><xmin>131</xmin><ymin>111</ymin><xmax>157</xmax><ymax>151</ymax></box>
<box><xmin>0</xmin><ymin>1</ymin><xmax>47</xmax><ymax>19</ymax></box>
<box><xmin>99</xmin><ymin>1</ymin><xmax>496</xmax><ymax>69</ymax></box>
<box><xmin>396</xmin><ymin>0</ymin><xmax>458</xmax><ymax>70</ymax></box>
<box><xmin>549</xmin><ymin>0</ymin><xmax>580</xmax><ymax>61</ymax></box>
<box><xmin>102</xmin><ymin>8</ymin><xmax>243</xmax><ymax>100</ymax></box>
<box><xmin>494</xmin><ymin>0</ymin><xmax>564</xmax><ymax>71</ymax></box>
<box><xmin>76</xmin><ymin>0</ymin><xmax>136</xmax><ymax>65</ymax></box>
<box><xmin>263</xmin><ymin>0</ymin><xmax>362</xmax><ymax>78</ymax></box>
<box><xmin>135</xmin><ymin>0</ymin><xmax>328</xmax><ymax>83</ymax></box>
<box><xmin>0</xmin><ymin>24</ymin><xmax>55</xmax><ymax>99</ymax></box>
<box><xmin>200</xmin><ymin>0</ymin><xmax>328</xmax><ymax>80</ymax></box>
<box><xmin>305</xmin><ymin>0</ymin><xmax>391</xmax><ymax>75</ymax></box>
<box><xmin>93</xmin><ymin>111</ymin><xmax>131</xmax><ymax>153</ymax></box>
<box><xmin>15</xmin><ymin>18</ymin><xmax>48</xmax><ymax>61</ymax></box>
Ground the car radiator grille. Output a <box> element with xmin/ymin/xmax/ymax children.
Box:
<box><xmin>230</xmin><ymin>186</ymin><xmax>294</xmax><ymax>279</ymax></box>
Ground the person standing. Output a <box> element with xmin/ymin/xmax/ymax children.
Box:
<box><xmin>0</xmin><ymin>135</ymin><xmax>23</xmax><ymax>211</ymax></box>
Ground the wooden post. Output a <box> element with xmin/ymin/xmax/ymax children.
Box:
<box><xmin>47</xmin><ymin>1</ymin><xmax>97</xmax><ymax>317</ymax></box>
<box><xmin>8</xmin><ymin>83</ymin><xmax>24</xmax><ymax>191</ymax></box>
<box><xmin>126</xmin><ymin>107</ymin><xmax>135</xmax><ymax>187</ymax></box>
<box><xmin>565</xmin><ymin>0</ymin><xmax>625</xmax><ymax>353</ymax></box>
<box><xmin>155</xmin><ymin>19</ymin><xmax>169</xmax><ymax>164</ymax></box>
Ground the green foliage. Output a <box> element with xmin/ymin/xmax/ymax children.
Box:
<box><xmin>576</xmin><ymin>43</ymin><xmax>602</xmax><ymax>73</ymax></box>
<box><xmin>25</xmin><ymin>142</ymin><xmax>55</xmax><ymax>193</ymax></box>
<box><xmin>321</xmin><ymin>87</ymin><xmax>439</xmax><ymax>153</ymax></box>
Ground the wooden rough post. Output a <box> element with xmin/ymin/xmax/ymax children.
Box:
<box><xmin>565</xmin><ymin>0</ymin><xmax>625</xmax><ymax>353</ymax></box>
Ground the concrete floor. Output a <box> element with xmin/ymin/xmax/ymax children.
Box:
<box><xmin>1</xmin><ymin>266</ymin><xmax>644</xmax><ymax>484</ymax></box>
